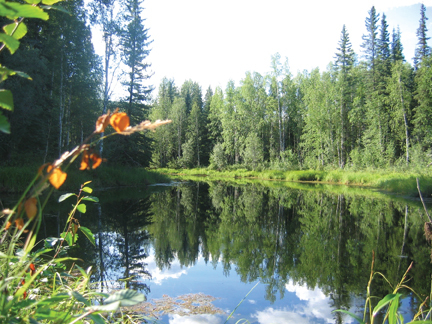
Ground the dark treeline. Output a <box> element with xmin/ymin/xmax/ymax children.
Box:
<box><xmin>1</xmin><ymin>3</ymin><xmax>432</xmax><ymax>172</ymax></box>
<box><xmin>150</xmin><ymin>5</ymin><xmax>432</xmax><ymax>171</ymax></box>
<box><xmin>0</xmin><ymin>0</ymin><xmax>153</xmax><ymax>167</ymax></box>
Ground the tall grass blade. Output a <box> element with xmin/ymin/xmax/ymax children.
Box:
<box><xmin>224</xmin><ymin>282</ymin><xmax>259</xmax><ymax>324</ymax></box>
<box><xmin>373</xmin><ymin>294</ymin><xmax>401</xmax><ymax>317</ymax></box>
<box><xmin>388</xmin><ymin>294</ymin><xmax>401</xmax><ymax>324</ymax></box>
<box><xmin>333</xmin><ymin>309</ymin><xmax>365</xmax><ymax>324</ymax></box>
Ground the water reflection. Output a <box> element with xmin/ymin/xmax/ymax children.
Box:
<box><xmin>70</xmin><ymin>181</ymin><xmax>431</xmax><ymax>322</ymax></box>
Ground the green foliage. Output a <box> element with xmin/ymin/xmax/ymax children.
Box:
<box><xmin>209</xmin><ymin>142</ymin><xmax>227</xmax><ymax>170</ymax></box>
<box><xmin>0</xmin><ymin>181</ymin><xmax>146</xmax><ymax>323</ymax></box>
<box><xmin>0</xmin><ymin>0</ymin><xmax>57</xmax><ymax>134</ymax></box>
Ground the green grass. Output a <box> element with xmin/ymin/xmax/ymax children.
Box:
<box><xmin>155</xmin><ymin>167</ymin><xmax>432</xmax><ymax>197</ymax></box>
<box><xmin>0</xmin><ymin>165</ymin><xmax>171</xmax><ymax>193</ymax></box>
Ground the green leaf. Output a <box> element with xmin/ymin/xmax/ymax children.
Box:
<box><xmin>0</xmin><ymin>33</ymin><xmax>19</xmax><ymax>54</ymax></box>
<box><xmin>388</xmin><ymin>294</ymin><xmax>401</xmax><ymax>324</ymax></box>
<box><xmin>88</xmin><ymin>300</ymin><xmax>121</xmax><ymax>312</ymax></box>
<box><xmin>373</xmin><ymin>294</ymin><xmax>400</xmax><ymax>317</ymax></box>
<box><xmin>83</xmin><ymin>181</ymin><xmax>92</xmax><ymax>186</ymax></box>
<box><xmin>15</xmin><ymin>70</ymin><xmax>32</xmax><ymax>79</ymax></box>
<box><xmin>71</xmin><ymin>291</ymin><xmax>90</xmax><ymax>306</ymax></box>
<box><xmin>0</xmin><ymin>111</ymin><xmax>10</xmax><ymax>134</ymax></box>
<box><xmin>0</xmin><ymin>3</ymin><xmax>49</xmax><ymax>20</ymax></box>
<box><xmin>0</xmin><ymin>89</ymin><xmax>14</xmax><ymax>111</ymax></box>
<box><xmin>104</xmin><ymin>289</ymin><xmax>146</xmax><ymax>307</ymax></box>
<box><xmin>88</xmin><ymin>314</ymin><xmax>106</xmax><ymax>324</ymax></box>
<box><xmin>3</xmin><ymin>22</ymin><xmax>27</xmax><ymax>40</ymax></box>
<box><xmin>77</xmin><ymin>203</ymin><xmax>86</xmax><ymax>213</ymax></box>
<box><xmin>40</xmin><ymin>4</ymin><xmax>70</xmax><ymax>15</ymax></box>
<box><xmin>24</xmin><ymin>0</ymin><xmax>41</xmax><ymax>4</ymax></box>
<box><xmin>42</xmin><ymin>0</ymin><xmax>63</xmax><ymax>4</ymax></box>
<box><xmin>37</xmin><ymin>293</ymin><xmax>70</xmax><ymax>307</ymax></box>
<box><xmin>61</xmin><ymin>232</ymin><xmax>73</xmax><ymax>246</ymax></box>
<box><xmin>407</xmin><ymin>321</ymin><xmax>432</xmax><ymax>324</ymax></box>
<box><xmin>333</xmin><ymin>310</ymin><xmax>365</xmax><ymax>324</ymax></box>
<box><xmin>82</xmin><ymin>196</ymin><xmax>99</xmax><ymax>203</ymax></box>
<box><xmin>58</xmin><ymin>193</ymin><xmax>75</xmax><ymax>202</ymax></box>
<box><xmin>79</xmin><ymin>226</ymin><xmax>95</xmax><ymax>246</ymax></box>
<box><xmin>82</xmin><ymin>186</ymin><xmax>92</xmax><ymax>194</ymax></box>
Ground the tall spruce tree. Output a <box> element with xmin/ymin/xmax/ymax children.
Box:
<box><xmin>361</xmin><ymin>6</ymin><xmax>380</xmax><ymax>86</ymax></box>
<box><xmin>335</xmin><ymin>25</ymin><xmax>355</xmax><ymax>168</ymax></box>
<box><xmin>120</xmin><ymin>0</ymin><xmax>153</xmax><ymax>118</ymax></box>
<box><xmin>107</xmin><ymin>0</ymin><xmax>153</xmax><ymax>166</ymax></box>
<box><xmin>413</xmin><ymin>4</ymin><xmax>431</xmax><ymax>69</ymax></box>
<box><xmin>391</xmin><ymin>27</ymin><xmax>404</xmax><ymax>62</ymax></box>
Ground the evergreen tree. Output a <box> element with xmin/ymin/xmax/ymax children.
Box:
<box><xmin>413</xmin><ymin>56</ymin><xmax>432</xmax><ymax>147</ymax></box>
<box><xmin>120</xmin><ymin>0</ymin><xmax>153</xmax><ymax>117</ymax></box>
<box><xmin>361</xmin><ymin>6</ymin><xmax>380</xmax><ymax>86</ymax></box>
<box><xmin>149</xmin><ymin>78</ymin><xmax>177</xmax><ymax>167</ymax></box>
<box><xmin>107</xmin><ymin>0</ymin><xmax>153</xmax><ymax>166</ymax></box>
<box><xmin>377</xmin><ymin>14</ymin><xmax>391</xmax><ymax>79</ymax></box>
<box><xmin>335</xmin><ymin>25</ymin><xmax>355</xmax><ymax>168</ymax></box>
<box><xmin>391</xmin><ymin>27</ymin><xmax>404</xmax><ymax>62</ymax></box>
<box><xmin>413</xmin><ymin>4</ymin><xmax>431</xmax><ymax>69</ymax></box>
<box><xmin>201</xmin><ymin>86</ymin><xmax>213</xmax><ymax>165</ymax></box>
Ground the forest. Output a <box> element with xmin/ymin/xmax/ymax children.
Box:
<box><xmin>1</xmin><ymin>1</ymin><xmax>432</xmax><ymax>173</ymax></box>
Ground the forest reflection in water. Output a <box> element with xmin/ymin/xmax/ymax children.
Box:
<box><xmin>69</xmin><ymin>181</ymin><xmax>431</xmax><ymax>323</ymax></box>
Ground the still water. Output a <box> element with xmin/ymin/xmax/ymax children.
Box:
<box><xmin>51</xmin><ymin>180</ymin><xmax>431</xmax><ymax>323</ymax></box>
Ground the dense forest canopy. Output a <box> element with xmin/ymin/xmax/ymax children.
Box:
<box><xmin>1</xmin><ymin>1</ymin><xmax>432</xmax><ymax>171</ymax></box>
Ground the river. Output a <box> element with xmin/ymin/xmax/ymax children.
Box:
<box><xmin>41</xmin><ymin>180</ymin><xmax>432</xmax><ymax>323</ymax></box>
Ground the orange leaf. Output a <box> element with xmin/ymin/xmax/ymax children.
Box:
<box><xmin>30</xmin><ymin>263</ymin><xmax>35</xmax><ymax>272</ymax></box>
<box><xmin>24</xmin><ymin>198</ymin><xmax>37</xmax><ymax>220</ymax></box>
<box><xmin>80</xmin><ymin>150</ymin><xmax>102</xmax><ymax>170</ymax></box>
<box><xmin>5</xmin><ymin>220</ymin><xmax>12</xmax><ymax>230</ymax></box>
<box><xmin>90</xmin><ymin>152</ymin><xmax>102</xmax><ymax>169</ymax></box>
<box><xmin>15</xmin><ymin>218</ymin><xmax>24</xmax><ymax>230</ymax></box>
<box><xmin>95</xmin><ymin>113</ymin><xmax>111</xmax><ymax>133</ymax></box>
<box><xmin>47</xmin><ymin>165</ymin><xmax>67</xmax><ymax>189</ymax></box>
<box><xmin>110</xmin><ymin>112</ymin><xmax>130</xmax><ymax>133</ymax></box>
<box><xmin>79</xmin><ymin>151</ymin><xmax>90</xmax><ymax>170</ymax></box>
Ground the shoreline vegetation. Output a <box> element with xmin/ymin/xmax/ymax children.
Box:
<box><xmin>0</xmin><ymin>165</ymin><xmax>171</xmax><ymax>193</ymax></box>
<box><xmin>155</xmin><ymin>167</ymin><xmax>432</xmax><ymax>197</ymax></box>
<box><xmin>2</xmin><ymin>165</ymin><xmax>432</xmax><ymax>198</ymax></box>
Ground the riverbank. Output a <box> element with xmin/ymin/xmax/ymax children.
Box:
<box><xmin>0</xmin><ymin>165</ymin><xmax>171</xmax><ymax>193</ymax></box>
<box><xmin>155</xmin><ymin>168</ymin><xmax>432</xmax><ymax>197</ymax></box>
<box><xmin>3</xmin><ymin>165</ymin><xmax>431</xmax><ymax>197</ymax></box>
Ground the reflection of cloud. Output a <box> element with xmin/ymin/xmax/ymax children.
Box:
<box><xmin>285</xmin><ymin>281</ymin><xmax>333</xmax><ymax>322</ymax></box>
<box><xmin>169</xmin><ymin>314</ymin><xmax>223</xmax><ymax>324</ymax></box>
<box><xmin>254</xmin><ymin>308</ymin><xmax>311</xmax><ymax>324</ymax></box>
<box><xmin>248</xmin><ymin>299</ymin><xmax>257</xmax><ymax>304</ymax></box>
<box><xmin>145</xmin><ymin>254</ymin><xmax>188</xmax><ymax>285</ymax></box>
<box><xmin>252</xmin><ymin>280</ymin><xmax>345</xmax><ymax>324</ymax></box>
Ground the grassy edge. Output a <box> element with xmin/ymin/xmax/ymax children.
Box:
<box><xmin>154</xmin><ymin>168</ymin><xmax>432</xmax><ymax>197</ymax></box>
<box><xmin>0</xmin><ymin>165</ymin><xmax>172</xmax><ymax>193</ymax></box>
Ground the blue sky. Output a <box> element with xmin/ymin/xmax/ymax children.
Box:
<box><xmin>92</xmin><ymin>0</ymin><xmax>432</xmax><ymax>98</ymax></box>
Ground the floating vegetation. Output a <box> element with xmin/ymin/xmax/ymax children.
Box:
<box><xmin>129</xmin><ymin>293</ymin><xmax>225</xmax><ymax>319</ymax></box>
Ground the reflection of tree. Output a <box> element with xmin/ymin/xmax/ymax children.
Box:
<box><xmin>148</xmin><ymin>183</ymin><xmax>210</xmax><ymax>270</ymax></box>
<box><xmin>92</xmin><ymin>195</ymin><xmax>152</xmax><ymax>294</ymax></box>
<box><xmin>146</xmin><ymin>181</ymin><xmax>429</xmax><ymax>311</ymax></box>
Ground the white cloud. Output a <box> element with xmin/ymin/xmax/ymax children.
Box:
<box><xmin>168</xmin><ymin>314</ymin><xmax>223</xmax><ymax>324</ymax></box>
<box><xmin>145</xmin><ymin>254</ymin><xmax>188</xmax><ymax>285</ymax></box>
<box><xmin>253</xmin><ymin>308</ymin><xmax>313</xmax><ymax>324</ymax></box>
<box><xmin>252</xmin><ymin>280</ymin><xmax>360</xmax><ymax>324</ymax></box>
